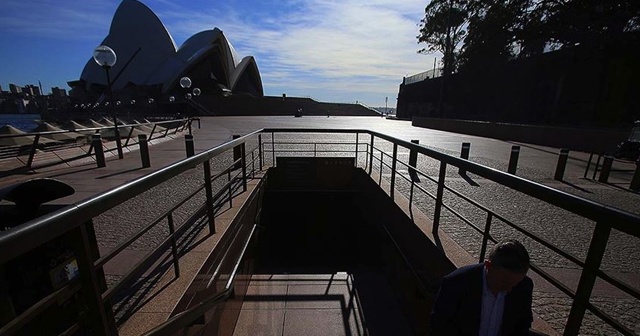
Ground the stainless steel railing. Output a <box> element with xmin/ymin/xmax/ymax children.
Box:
<box><xmin>0</xmin><ymin>118</ymin><xmax>193</xmax><ymax>169</ymax></box>
<box><xmin>1</xmin><ymin>128</ymin><xmax>638</xmax><ymax>335</ymax></box>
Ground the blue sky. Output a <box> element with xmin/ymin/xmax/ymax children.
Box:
<box><xmin>0</xmin><ymin>0</ymin><xmax>437</xmax><ymax>108</ymax></box>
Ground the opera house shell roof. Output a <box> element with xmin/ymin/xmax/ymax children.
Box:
<box><xmin>72</xmin><ymin>0</ymin><xmax>263</xmax><ymax>98</ymax></box>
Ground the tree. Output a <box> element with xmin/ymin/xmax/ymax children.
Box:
<box><xmin>417</xmin><ymin>0</ymin><xmax>469</xmax><ymax>76</ymax></box>
<box><xmin>458</xmin><ymin>0</ymin><xmax>531</xmax><ymax>70</ymax></box>
<box><xmin>544</xmin><ymin>0</ymin><xmax>640</xmax><ymax>49</ymax></box>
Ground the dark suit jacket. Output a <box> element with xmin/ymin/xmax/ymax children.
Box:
<box><xmin>430</xmin><ymin>263</ymin><xmax>533</xmax><ymax>336</ymax></box>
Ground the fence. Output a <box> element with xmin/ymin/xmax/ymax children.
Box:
<box><xmin>0</xmin><ymin>128</ymin><xmax>638</xmax><ymax>335</ymax></box>
<box><xmin>0</xmin><ymin>119</ymin><xmax>193</xmax><ymax>171</ymax></box>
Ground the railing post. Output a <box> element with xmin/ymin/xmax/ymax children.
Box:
<box><xmin>93</xmin><ymin>134</ymin><xmax>106</xmax><ymax>168</ymax></box>
<box><xmin>241</xmin><ymin>142</ymin><xmax>247</xmax><ymax>192</ymax></box>
<box><xmin>114</xmin><ymin>125</ymin><xmax>124</xmax><ymax>159</ymax></box>
<box><xmin>271</xmin><ymin>132</ymin><xmax>275</xmax><ymax>166</ymax></box>
<box><xmin>584</xmin><ymin>153</ymin><xmax>594</xmax><ymax>179</ymax></box>
<box><xmin>203</xmin><ymin>160</ymin><xmax>216</xmax><ymax>234</ymax></box>
<box><xmin>167</xmin><ymin>213</ymin><xmax>180</xmax><ymax>278</ymax></box>
<box><xmin>479</xmin><ymin>213</ymin><xmax>493</xmax><ymax>262</ymax></box>
<box><xmin>355</xmin><ymin>133</ymin><xmax>359</xmax><ymax>167</ymax></box>
<box><xmin>368</xmin><ymin>135</ymin><xmax>374</xmax><ymax>175</ymax></box>
<box><xmin>251</xmin><ymin>151</ymin><xmax>256</xmax><ymax>178</ymax></box>
<box><xmin>139</xmin><ymin>134</ymin><xmax>150</xmax><ymax>168</ymax></box>
<box><xmin>390</xmin><ymin>143</ymin><xmax>398</xmax><ymax>199</ymax></box>
<box><xmin>233</xmin><ymin>135</ymin><xmax>241</xmax><ymax>170</ymax></box>
<box><xmin>228</xmin><ymin>170</ymin><xmax>233</xmax><ymax>208</ymax></box>
<box><xmin>598</xmin><ymin>155</ymin><xmax>614</xmax><ymax>183</ymax></box>
<box><xmin>459</xmin><ymin>142</ymin><xmax>471</xmax><ymax>175</ymax></box>
<box><xmin>592</xmin><ymin>154</ymin><xmax>602</xmax><ymax>180</ymax></box>
<box><xmin>123</xmin><ymin>126</ymin><xmax>135</xmax><ymax>147</ymax></box>
<box><xmin>554</xmin><ymin>148</ymin><xmax>570</xmax><ymax>181</ymax></box>
<box><xmin>68</xmin><ymin>223</ymin><xmax>115</xmax><ymax>336</ymax></box>
<box><xmin>508</xmin><ymin>145</ymin><xmax>520</xmax><ymax>175</ymax></box>
<box><xmin>185</xmin><ymin>134</ymin><xmax>195</xmax><ymax>157</ymax></box>
<box><xmin>258</xmin><ymin>134</ymin><xmax>263</xmax><ymax>170</ymax></box>
<box><xmin>433</xmin><ymin>161</ymin><xmax>447</xmax><ymax>234</ymax></box>
<box><xmin>149</xmin><ymin>124</ymin><xmax>157</xmax><ymax>141</ymax></box>
<box><xmin>564</xmin><ymin>222</ymin><xmax>611</xmax><ymax>336</ymax></box>
<box><xmin>378</xmin><ymin>151</ymin><xmax>384</xmax><ymax>185</ymax></box>
<box><xmin>26</xmin><ymin>134</ymin><xmax>40</xmax><ymax>169</ymax></box>
<box><xmin>630</xmin><ymin>160</ymin><xmax>640</xmax><ymax>191</ymax></box>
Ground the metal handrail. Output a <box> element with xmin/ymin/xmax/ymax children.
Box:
<box><xmin>260</xmin><ymin>128</ymin><xmax>640</xmax><ymax>336</ymax></box>
<box><xmin>0</xmin><ymin>130</ymin><xmax>259</xmax><ymax>335</ymax></box>
<box><xmin>0</xmin><ymin>129</ymin><xmax>261</xmax><ymax>264</ymax></box>
<box><xmin>0</xmin><ymin>119</ymin><xmax>189</xmax><ymax>140</ymax></box>
<box><xmin>0</xmin><ymin>118</ymin><xmax>192</xmax><ymax>169</ymax></box>
<box><xmin>2</xmin><ymin>128</ymin><xmax>639</xmax><ymax>336</ymax></box>
<box><xmin>143</xmin><ymin>224</ymin><xmax>258</xmax><ymax>336</ymax></box>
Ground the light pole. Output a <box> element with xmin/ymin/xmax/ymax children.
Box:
<box><xmin>385</xmin><ymin>96</ymin><xmax>388</xmax><ymax>117</ymax></box>
<box><xmin>93</xmin><ymin>45</ymin><xmax>123</xmax><ymax>159</ymax></box>
<box><xmin>180</xmin><ymin>76</ymin><xmax>192</xmax><ymax>116</ymax></box>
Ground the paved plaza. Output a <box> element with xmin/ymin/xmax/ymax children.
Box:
<box><xmin>1</xmin><ymin>116</ymin><xmax>638</xmax><ymax>335</ymax></box>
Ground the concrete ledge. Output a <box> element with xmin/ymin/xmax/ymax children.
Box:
<box><xmin>413</xmin><ymin>117</ymin><xmax>628</xmax><ymax>154</ymax></box>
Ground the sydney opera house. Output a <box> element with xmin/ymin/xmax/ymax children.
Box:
<box><xmin>68</xmin><ymin>0</ymin><xmax>263</xmax><ymax>103</ymax></box>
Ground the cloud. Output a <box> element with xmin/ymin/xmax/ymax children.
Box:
<box><xmin>0</xmin><ymin>0</ymin><xmax>435</xmax><ymax>106</ymax></box>
<box><xmin>152</xmin><ymin>0</ymin><xmax>432</xmax><ymax>104</ymax></box>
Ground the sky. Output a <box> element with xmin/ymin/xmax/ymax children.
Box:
<box><xmin>0</xmin><ymin>0</ymin><xmax>438</xmax><ymax>108</ymax></box>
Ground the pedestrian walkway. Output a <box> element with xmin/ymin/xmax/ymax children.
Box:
<box><xmin>1</xmin><ymin>116</ymin><xmax>637</xmax><ymax>335</ymax></box>
<box><xmin>0</xmin><ymin>121</ymin><xmax>233</xmax><ymax>205</ymax></box>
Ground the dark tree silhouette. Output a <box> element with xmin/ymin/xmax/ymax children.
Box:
<box><xmin>417</xmin><ymin>0</ymin><xmax>469</xmax><ymax>76</ymax></box>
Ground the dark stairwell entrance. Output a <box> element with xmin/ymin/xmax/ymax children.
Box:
<box><xmin>231</xmin><ymin>157</ymin><xmax>449</xmax><ymax>335</ymax></box>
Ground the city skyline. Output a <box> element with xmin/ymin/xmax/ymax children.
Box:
<box><xmin>0</xmin><ymin>0</ymin><xmax>437</xmax><ymax>108</ymax></box>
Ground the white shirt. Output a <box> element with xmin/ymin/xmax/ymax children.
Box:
<box><xmin>479</xmin><ymin>266</ymin><xmax>506</xmax><ymax>336</ymax></box>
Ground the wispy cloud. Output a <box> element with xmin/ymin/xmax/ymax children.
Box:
<box><xmin>152</xmin><ymin>0</ymin><xmax>432</xmax><ymax>104</ymax></box>
<box><xmin>0</xmin><ymin>0</ymin><xmax>434</xmax><ymax>106</ymax></box>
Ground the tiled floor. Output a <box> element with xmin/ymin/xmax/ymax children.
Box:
<box><xmin>233</xmin><ymin>271</ymin><xmax>413</xmax><ymax>336</ymax></box>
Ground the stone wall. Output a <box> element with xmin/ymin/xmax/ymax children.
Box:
<box><xmin>412</xmin><ymin>117</ymin><xmax>628</xmax><ymax>153</ymax></box>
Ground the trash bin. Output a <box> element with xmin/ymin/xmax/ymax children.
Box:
<box><xmin>0</xmin><ymin>178</ymin><xmax>86</xmax><ymax>334</ymax></box>
<box><xmin>0</xmin><ymin>178</ymin><xmax>75</xmax><ymax>228</ymax></box>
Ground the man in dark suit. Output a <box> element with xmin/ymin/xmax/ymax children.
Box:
<box><xmin>430</xmin><ymin>239</ymin><xmax>534</xmax><ymax>336</ymax></box>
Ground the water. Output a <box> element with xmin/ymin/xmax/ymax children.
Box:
<box><xmin>0</xmin><ymin>114</ymin><xmax>41</xmax><ymax>132</ymax></box>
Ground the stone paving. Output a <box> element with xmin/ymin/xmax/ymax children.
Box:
<box><xmin>2</xmin><ymin>116</ymin><xmax>639</xmax><ymax>335</ymax></box>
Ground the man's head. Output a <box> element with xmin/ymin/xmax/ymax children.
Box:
<box><xmin>484</xmin><ymin>239</ymin><xmax>530</xmax><ymax>294</ymax></box>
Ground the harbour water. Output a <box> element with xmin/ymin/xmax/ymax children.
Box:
<box><xmin>0</xmin><ymin>114</ymin><xmax>41</xmax><ymax>132</ymax></box>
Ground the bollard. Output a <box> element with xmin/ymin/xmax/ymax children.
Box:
<box><xmin>598</xmin><ymin>156</ymin><xmax>614</xmax><ymax>183</ymax></box>
<box><xmin>92</xmin><ymin>134</ymin><xmax>106</xmax><ymax>167</ymax></box>
<box><xmin>630</xmin><ymin>160</ymin><xmax>640</xmax><ymax>191</ymax></box>
<box><xmin>139</xmin><ymin>134</ymin><xmax>150</xmax><ymax>168</ymax></box>
<box><xmin>459</xmin><ymin>142</ymin><xmax>471</xmax><ymax>175</ymax></box>
<box><xmin>408</xmin><ymin>140</ymin><xmax>420</xmax><ymax>182</ymax></box>
<box><xmin>508</xmin><ymin>145</ymin><xmax>520</xmax><ymax>175</ymax></box>
<box><xmin>554</xmin><ymin>148</ymin><xmax>570</xmax><ymax>181</ymax></box>
<box><xmin>233</xmin><ymin>135</ymin><xmax>241</xmax><ymax>170</ymax></box>
<box><xmin>185</xmin><ymin>134</ymin><xmax>195</xmax><ymax>157</ymax></box>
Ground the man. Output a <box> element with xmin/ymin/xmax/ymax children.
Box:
<box><xmin>430</xmin><ymin>239</ymin><xmax>534</xmax><ymax>336</ymax></box>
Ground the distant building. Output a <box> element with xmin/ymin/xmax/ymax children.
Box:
<box><xmin>51</xmin><ymin>87</ymin><xmax>67</xmax><ymax>97</ymax></box>
<box><xmin>70</xmin><ymin>0</ymin><xmax>263</xmax><ymax>102</ymax></box>
<box><xmin>9</xmin><ymin>84</ymin><xmax>22</xmax><ymax>94</ymax></box>
<box><xmin>22</xmin><ymin>85</ymin><xmax>41</xmax><ymax>96</ymax></box>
